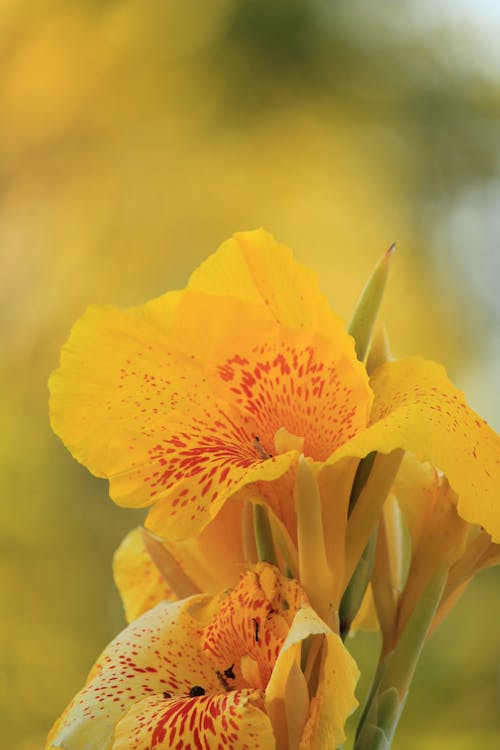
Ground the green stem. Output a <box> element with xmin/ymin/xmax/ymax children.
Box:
<box><xmin>354</xmin><ymin>565</ymin><xmax>448</xmax><ymax>750</ymax></box>
<box><xmin>253</xmin><ymin>503</ymin><xmax>278</xmax><ymax>565</ymax></box>
<box><xmin>339</xmin><ymin>527</ymin><xmax>378</xmax><ymax>640</ymax></box>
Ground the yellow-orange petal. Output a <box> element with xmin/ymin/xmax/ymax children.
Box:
<box><xmin>159</xmin><ymin>496</ymin><xmax>248</xmax><ymax>594</ymax></box>
<box><xmin>113</xmin><ymin>528</ymin><xmax>174</xmax><ymax>623</ymax></box>
<box><xmin>188</xmin><ymin>228</ymin><xmax>345</xmax><ymax>338</ymax></box>
<box><xmin>332</xmin><ymin>357</ymin><xmax>500</xmax><ymax>543</ymax></box>
<box><xmin>51</xmin><ymin>286</ymin><xmax>371</xmax><ymax>540</ymax></box>
<box><xmin>165</xmin><ymin>291</ymin><xmax>371</xmax><ymax>463</ymax></box>
<box><xmin>47</xmin><ymin>598</ymin><xmax>217</xmax><ymax>750</ymax></box>
<box><xmin>265</xmin><ymin>607</ymin><xmax>359</xmax><ymax>750</ymax></box>
<box><xmin>112</xmin><ymin>690</ymin><xmax>276</xmax><ymax>750</ymax></box>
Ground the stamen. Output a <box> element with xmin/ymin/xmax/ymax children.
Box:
<box><xmin>252</xmin><ymin>616</ymin><xmax>260</xmax><ymax>642</ymax></box>
<box><xmin>216</xmin><ymin>670</ymin><xmax>231</xmax><ymax>691</ymax></box>
<box><xmin>254</xmin><ymin>436</ymin><xmax>273</xmax><ymax>460</ymax></box>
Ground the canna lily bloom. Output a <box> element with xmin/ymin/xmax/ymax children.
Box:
<box><xmin>46</xmin><ymin>564</ymin><xmax>359</xmax><ymax>750</ymax></box>
<box><xmin>49</xmin><ymin>230</ymin><xmax>500</xmax><ymax>563</ymax></box>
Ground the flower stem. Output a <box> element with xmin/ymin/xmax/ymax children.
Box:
<box><xmin>354</xmin><ymin>564</ymin><xmax>448</xmax><ymax>749</ymax></box>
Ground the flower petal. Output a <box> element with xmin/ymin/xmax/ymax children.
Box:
<box><xmin>298</xmin><ymin>629</ymin><xmax>360</xmax><ymax>750</ymax></box>
<box><xmin>47</xmin><ymin>598</ymin><xmax>219</xmax><ymax>750</ymax></box>
<box><xmin>265</xmin><ymin>607</ymin><xmax>359</xmax><ymax>750</ymax></box>
<box><xmin>200</xmin><ymin>564</ymin><xmax>303</xmax><ymax>692</ymax></box>
<box><xmin>51</xmin><ymin>287</ymin><xmax>370</xmax><ymax>540</ymax></box>
<box><xmin>188</xmin><ymin>228</ymin><xmax>344</xmax><ymax>337</ymax></box>
<box><xmin>332</xmin><ymin>357</ymin><xmax>500</xmax><ymax>542</ymax></box>
<box><xmin>111</xmin><ymin>690</ymin><xmax>276</xmax><ymax>750</ymax></box>
<box><xmin>113</xmin><ymin>528</ymin><xmax>174</xmax><ymax>623</ymax></box>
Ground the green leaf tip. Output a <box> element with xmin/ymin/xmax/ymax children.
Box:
<box><xmin>348</xmin><ymin>244</ymin><xmax>396</xmax><ymax>362</ymax></box>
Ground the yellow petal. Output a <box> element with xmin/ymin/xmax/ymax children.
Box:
<box><xmin>112</xmin><ymin>690</ymin><xmax>275</xmax><ymax>750</ymax></box>
<box><xmin>188</xmin><ymin>228</ymin><xmax>345</xmax><ymax>338</ymax></box>
<box><xmin>333</xmin><ymin>357</ymin><xmax>500</xmax><ymax>542</ymax></box>
<box><xmin>113</xmin><ymin>527</ymin><xmax>174</xmax><ymax>623</ymax></box>
<box><xmin>371</xmin><ymin>494</ymin><xmax>406</xmax><ymax>639</ymax></box>
<box><xmin>51</xmin><ymin>286</ymin><xmax>371</xmax><ymax>541</ymax></box>
<box><xmin>167</xmin><ymin>495</ymin><xmax>249</xmax><ymax>593</ymax></box>
<box><xmin>265</xmin><ymin>606</ymin><xmax>359</xmax><ymax>750</ymax></box>
<box><xmin>295</xmin><ymin>457</ymin><xmax>336</xmax><ymax>626</ymax></box>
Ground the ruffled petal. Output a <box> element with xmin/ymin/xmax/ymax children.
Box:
<box><xmin>112</xmin><ymin>690</ymin><xmax>275</xmax><ymax>750</ymax></box>
<box><xmin>332</xmin><ymin>357</ymin><xmax>500</xmax><ymax>542</ymax></box>
<box><xmin>188</xmin><ymin>228</ymin><xmax>345</xmax><ymax>338</ymax></box>
<box><xmin>50</xmin><ymin>286</ymin><xmax>370</xmax><ymax>540</ymax></box>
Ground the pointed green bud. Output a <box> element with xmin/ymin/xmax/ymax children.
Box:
<box><xmin>348</xmin><ymin>244</ymin><xmax>395</xmax><ymax>362</ymax></box>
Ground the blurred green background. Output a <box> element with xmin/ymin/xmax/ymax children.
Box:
<box><xmin>1</xmin><ymin>2</ymin><xmax>499</xmax><ymax>748</ymax></box>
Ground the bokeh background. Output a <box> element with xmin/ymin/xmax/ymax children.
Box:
<box><xmin>1</xmin><ymin>1</ymin><xmax>500</xmax><ymax>748</ymax></box>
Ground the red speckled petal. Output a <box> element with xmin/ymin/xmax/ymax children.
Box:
<box><xmin>143</xmin><ymin>320</ymin><xmax>371</xmax><ymax>539</ymax></box>
<box><xmin>188</xmin><ymin>228</ymin><xmax>344</xmax><ymax>339</ymax></box>
<box><xmin>332</xmin><ymin>357</ymin><xmax>500</xmax><ymax>543</ymax></box>
<box><xmin>201</xmin><ymin>564</ymin><xmax>303</xmax><ymax>692</ymax></box>
<box><xmin>50</xmin><ymin>268</ymin><xmax>370</xmax><ymax>539</ymax></box>
<box><xmin>113</xmin><ymin>527</ymin><xmax>174</xmax><ymax>623</ymax></box>
<box><xmin>47</xmin><ymin>598</ymin><xmax>219</xmax><ymax>750</ymax></box>
<box><xmin>112</xmin><ymin>690</ymin><xmax>275</xmax><ymax>750</ymax></box>
<box><xmin>210</xmin><ymin>323</ymin><xmax>371</xmax><ymax>462</ymax></box>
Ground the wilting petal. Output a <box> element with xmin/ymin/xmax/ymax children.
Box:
<box><xmin>47</xmin><ymin>598</ymin><xmax>218</xmax><ymax>750</ymax></box>
<box><xmin>332</xmin><ymin>357</ymin><xmax>500</xmax><ymax>542</ymax></box>
<box><xmin>113</xmin><ymin>528</ymin><xmax>174</xmax><ymax>623</ymax></box>
<box><xmin>112</xmin><ymin>690</ymin><xmax>275</xmax><ymax>750</ymax></box>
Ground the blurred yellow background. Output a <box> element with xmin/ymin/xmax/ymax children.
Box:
<box><xmin>1</xmin><ymin>2</ymin><xmax>499</xmax><ymax>748</ymax></box>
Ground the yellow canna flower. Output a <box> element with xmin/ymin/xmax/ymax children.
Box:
<box><xmin>46</xmin><ymin>564</ymin><xmax>359</xmax><ymax>750</ymax></box>
<box><xmin>49</xmin><ymin>229</ymin><xmax>500</xmax><ymax>550</ymax></box>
